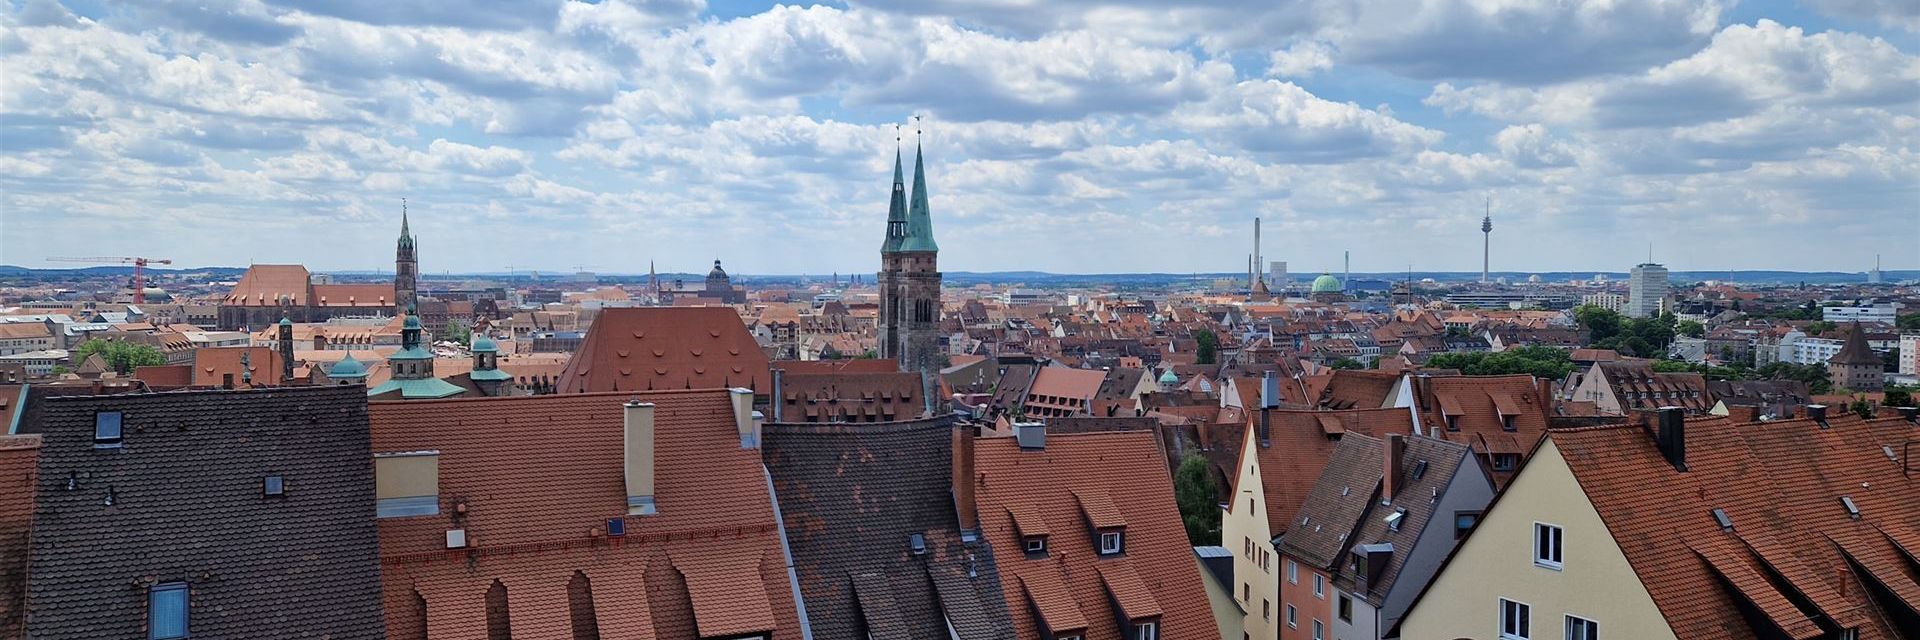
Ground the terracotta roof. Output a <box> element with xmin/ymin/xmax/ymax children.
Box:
<box><xmin>558</xmin><ymin>308</ymin><xmax>772</xmax><ymax>394</ymax></box>
<box><xmin>0</xmin><ymin>434</ymin><xmax>39</xmax><ymax>635</ymax></box>
<box><xmin>772</xmin><ymin>358</ymin><xmax>901</xmax><ymax>374</ymax></box>
<box><xmin>224</xmin><ymin>264</ymin><xmax>310</xmax><ymax>306</ymax></box>
<box><xmin>1546</xmin><ymin>412</ymin><xmax>1919</xmax><ymax>639</ymax></box>
<box><xmin>1277</xmin><ymin>433</ymin><xmax>1386</xmax><ymax>569</ymax></box>
<box><xmin>369</xmin><ymin>390</ymin><xmax>800</xmax><ymax>639</ymax></box>
<box><xmin>1416</xmin><ymin>375</ymin><xmax>1550</xmax><ymax>486</ymax></box>
<box><xmin>0</xmin><ymin>323</ymin><xmax>51</xmax><ymax>340</ymax></box>
<box><xmin>1318</xmin><ymin>369</ymin><xmax>1400</xmax><ymax>409</ymax></box>
<box><xmin>776</xmin><ymin>371</ymin><xmax>922</xmax><ymax>423</ymax></box>
<box><xmin>131</xmin><ymin>364</ymin><xmax>193</xmax><ymax>389</ymax></box>
<box><xmin>1596</xmin><ymin>361</ymin><xmax>1714</xmax><ymax>413</ymax></box>
<box><xmin>311</xmin><ymin>283</ymin><xmax>397</xmax><ymax>308</ymax></box>
<box><xmin>972</xmin><ymin>430</ymin><xmax>1214</xmax><ymax>639</ymax></box>
<box><xmin>762</xmin><ymin>418</ymin><xmax>1016</xmax><ymax>639</ymax></box>
<box><xmin>1233</xmin><ymin>408</ymin><xmax>1417</xmax><ymax>537</ymax></box>
<box><xmin>192</xmin><ymin>346</ymin><xmax>286</xmax><ymax>387</ymax></box>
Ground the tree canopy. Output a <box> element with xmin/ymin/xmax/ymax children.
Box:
<box><xmin>1575</xmin><ymin>305</ymin><xmax>1679</xmax><ymax>357</ymax></box>
<box><xmin>73</xmin><ymin>339</ymin><xmax>165</xmax><ymax>374</ymax></box>
<box><xmin>1195</xmin><ymin>329</ymin><xmax>1218</xmax><ymax>365</ymax></box>
<box><xmin>1173</xmin><ymin>453</ymin><xmax>1221</xmax><ymax>546</ymax></box>
<box><xmin>1425</xmin><ymin>345</ymin><xmax>1575</xmax><ymax>379</ymax></box>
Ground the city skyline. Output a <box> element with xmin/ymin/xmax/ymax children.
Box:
<box><xmin>3</xmin><ymin>0</ymin><xmax>1917</xmax><ymax>274</ymax></box>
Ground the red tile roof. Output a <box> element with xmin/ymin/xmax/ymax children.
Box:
<box><xmin>224</xmin><ymin>264</ymin><xmax>310</xmax><ymax>306</ymax></box>
<box><xmin>972</xmin><ymin>430</ymin><xmax>1214</xmax><ymax>639</ymax></box>
<box><xmin>0</xmin><ymin>434</ymin><xmax>39</xmax><ymax>635</ymax></box>
<box><xmin>1415</xmin><ymin>375</ymin><xmax>1550</xmax><ymax>486</ymax></box>
<box><xmin>311</xmin><ymin>283</ymin><xmax>397</xmax><ymax>308</ymax></box>
<box><xmin>192</xmin><ymin>346</ymin><xmax>286</xmax><ymax>387</ymax></box>
<box><xmin>369</xmin><ymin>390</ymin><xmax>800</xmax><ymax>639</ymax></box>
<box><xmin>1232</xmin><ymin>408</ymin><xmax>1417</xmax><ymax>537</ymax></box>
<box><xmin>558</xmin><ymin>308</ymin><xmax>772</xmax><ymax>394</ymax></box>
<box><xmin>1548</xmin><ymin>412</ymin><xmax>1919</xmax><ymax>639</ymax></box>
<box><xmin>1317</xmin><ymin>369</ymin><xmax>1400</xmax><ymax>409</ymax></box>
<box><xmin>775</xmin><ymin>371</ymin><xmax>921</xmax><ymax>423</ymax></box>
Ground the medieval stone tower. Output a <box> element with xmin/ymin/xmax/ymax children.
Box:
<box><xmin>878</xmin><ymin>138</ymin><xmax>942</xmax><ymax>386</ymax></box>
<box><xmin>395</xmin><ymin>202</ymin><xmax>418</xmax><ymax>314</ymax></box>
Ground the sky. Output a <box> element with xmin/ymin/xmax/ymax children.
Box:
<box><xmin>1</xmin><ymin>0</ymin><xmax>1916</xmax><ymax>277</ymax></box>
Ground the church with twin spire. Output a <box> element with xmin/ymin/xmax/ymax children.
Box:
<box><xmin>877</xmin><ymin>131</ymin><xmax>943</xmax><ymax>382</ymax></box>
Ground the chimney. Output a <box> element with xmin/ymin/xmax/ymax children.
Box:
<box><xmin>952</xmin><ymin>426</ymin><xmax>980</xmax><ymax>536</ymax></box>
<box><xmin>1656</xmin><ymin>406</ymin><xmax>1686</xmax><ymax>472</ymax></box>
<box><xmin>1807</xmin><ymin>404</ymin><xmax>1828</xmax><ymax>427</ymax></box>
<box><xmin>278</xmin><ymin>320</ymin><xmax>294</xmax><ymax>382</ymax></box>
<box><xmin>731</xmin><ymin>388</ymin><xmax>760</xmax><ymax>449</ymax></box>
<box><xmin>1897</xmin><ymin>406</ymin><xmax>1918</xmax><ymax>423</ymax></box>
<box><xmin>1382</xmin><ymin>434</ymin><xmax>1407</xmax><ymax>504</ymax></box>
<box><xmin>770</xmin><ymin>369</ymin><xmax>784</xmax><ymax>422</ymax></box>
<box><xmin>1015</xmin><ymin>421</ymin><xmax>1046</xmax><ymax>450</ymax></box>
<box><xmin>623</xmin><ymin>400</ymin><xmax>657</xmax><ymax>515</ymax></box>
<box><xmin>1261</xmin><ymin>371</ymin><xmax>1281</xmax><ymax>409</ymax></box>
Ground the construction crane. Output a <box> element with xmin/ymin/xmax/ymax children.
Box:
<box><xmin>47</xmin><ymin>256</ymin><xmax>174</xmax><ymax>303</ymax></box>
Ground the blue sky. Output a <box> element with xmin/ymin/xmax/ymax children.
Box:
<box><xmin>2</xmin><ymin>0</ymin><xmax>1916</xmax><ymax>276</ymax></box>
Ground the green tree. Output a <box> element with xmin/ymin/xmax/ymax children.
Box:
<box><xmin>1884</xmin><ymin>387</ymin><xmax>1916</xmax><ymax>408</ymax></box>
<box><xmin>1676</xmin><ymin>320</ymin><xmax>1705</xmax><ymax>338</ymax></box>
<box><xmin>1898</xmin><ymin>313</ymin><xmax>1920</xmax><ymax>334</ymax></box>
<box><xmin>73</xmin><ymin>339</ymin><xmax>165</xmax><ymax>374</ymax></box>
<box><xmin>444</xmin><ymin>322</ymin><xmax>472</xmax><ymax>347</ymax></box>
<box><xmin>1755</xmin><ymin>362</ymin><xmax>1832</xmax><ymax>395</ymax></box>
<box><xmin>1803</xmin><ymin>321</ymin><xmax>1836</xmax><ymax>336</ymax></box>
<box><xmin>1173</xmin><ymin>453</ymin><xmax>1222</xmax><ymax>546</ymax></box>
<box><xmin>1195</xmin><ymin>329</ymin><xmax>1218</xmax><ymax>365</ymax></box>
<box><xmin>1575</xmin><ymin>305</ymin><xmax>1624</xmax><ymax>343</ymax></box>
<box><xmin>1329</xmin><ymin>358</ymin><xmax>1365</xmax><ymax>370</ymax></box>
<box><xmin>1425</xmin><ymin>346</ymin><xmax>1575</xmax><ymax>379</ymax></box>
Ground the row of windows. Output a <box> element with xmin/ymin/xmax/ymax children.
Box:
<box><xmin>1498</xmin><ymin>598</ymin><xmax>1599</xmax><ymax>640</ymax></box>
<box><xmin>1023</xmin><ymin>530</ymin><xmax>1124</xmax><ymax>556</ymax></box>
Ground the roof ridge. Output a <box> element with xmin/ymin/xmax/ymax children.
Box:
<box><xmin>370</xmin><ymin>387</ymin><xmax>731</xmax><ymax>406</ymax></box>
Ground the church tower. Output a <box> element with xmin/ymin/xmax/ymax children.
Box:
<box><xmin>395</xmin><ymin>201</ymin><xmax>418</xmax><ymax>314</ymax></box>
<box><xmin>878</xmin><ymin>129</ymin><xmax>943</xmax><ymax>391</ymax></box>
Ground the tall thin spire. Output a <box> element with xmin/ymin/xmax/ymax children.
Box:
<box><xmin>900</xmin><ymin>116</ymin><xmax>938</xmax><ymax>253</ymax></box>
<box><xmin>400</xmin><ymin>198</ymin><xmax>412</xmax><ymax>242</ymax></box>
<box><xmin>881</xmin><ymin>126</ymin><xmax>909</xmax><ymax>254</ymax></box>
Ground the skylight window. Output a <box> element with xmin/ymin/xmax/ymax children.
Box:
<box><xmin>1711</xmin><ymin>508</ymin><xmax>1733</xmax><ymax>531</ymax></box>
<box><xmin>263</xmin><ymin>475</ymin><xmax>285</xmax><ymax>497</ymax></box>
<box><xmin>94</xmin><ymin>411</ymin><xmax>123</xmax><ymax>448</ymax></box>
<box><xmin>1841</xmin><ymin>496</ymin><xmax>1860</xmax><ymax>519</ymax></box>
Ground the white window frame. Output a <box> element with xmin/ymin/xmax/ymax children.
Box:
<box><xmin>1534</xmin><ymin>522</ymin><xmax>1564</xmax><ymax>570</ymax></box>
<box><xmin>1313</xmin><ymin>573</ymin><xmax>1325</xmax><ymax>598</ymax></box>
<box><xmin>1312</xmin><ymin>619</ymin><xmax>1325</xmax><ymax>640</ymax></box>
<box><xmin>1287</xmin><ymin>559</ymin><xmax>1298</xmax><ymax>584</ymax></box>
<box><xmin>1098</xmin><ymin>531</ymin><xmax>1123</xmax><ymax>555</ymax></box>
<box><xmin>1500</xmin><ymin>598</ymin><xmax>1532</xmax><ymax>640</ymax></box>
<box><xmin>1563</xmin><ymin>614</ymin><xmax>1597</xmax><ymax>640</ymax></box>
<box><xmin>1287</xmin><ymin>604</ymin><xmax>1297</xmax><ymax>628</ymax></box>
<box><xmin>1134</xmin><ymin>620</ymin><xmax>1158</xmax><ymax>640</ymax></box>
<box><xmin>1025</xmin><ymin>537</ymin><xmax>1046</xmax><ymax>553</ymax></box>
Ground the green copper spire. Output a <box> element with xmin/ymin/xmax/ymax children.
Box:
<box><xmin>899</xmin><ymin>141</ymin><xmax>939</xmax><ymax>253</ymax></box>
<box><xmin>882</xmin><ymin>148</ymin><xmax>908</xmax><ymax>253</ymax></box>
<box><xmin>398</xmin><ymin>199</ymin><xmax>415</xmax><ymax>249</ymax></box>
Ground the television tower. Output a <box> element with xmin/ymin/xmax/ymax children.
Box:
<box><xmin>1480</xmin><ymin>197</ymin><xmax>1492</xmax><ymax>284</ymax></box>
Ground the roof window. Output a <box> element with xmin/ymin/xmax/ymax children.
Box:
<box><xmin>94</xmin><ymin>411</ymin><xmax>123</xmax><ymax>448</ymax></box>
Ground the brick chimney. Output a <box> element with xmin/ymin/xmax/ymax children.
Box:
<box><xmin>1383</xmin><ymin>433</ymin><xmax>1407</xmax><ymax>504</ymax></box>
<box><xmin>952</xmin><ymin>425</ymin><xmax>979</xmax><ymax>536</ymax></box>
<box><xmin>1807</xmin><ymin>404</ymin><xmax>1828</xmax><ymax>427</ymax></box>
<box><xmin>623</xmin><ymin>400</ymin><xmax>657</xmax><ymax>515</ymax></box>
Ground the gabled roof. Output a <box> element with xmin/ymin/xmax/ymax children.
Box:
<box><xmin>223</xmin><ymin>264</ymin><xmax>311</xmax><ymax>306</ymax></box>
<box><xmin>1277</xmin><ymin>433</ymin><xmax>1386</xmax><ymax>569</ymax></box>
<box><xmin>370</xmin><ymin>390</ymin><xmax>801</xmax><ymax>639</ymax></box>
<box><xmin>1318</xmin><ymin>369</ymin><xmax>1400</xmax><ymax>409</ymax></box>
<box><xmin>776</xmin><ymin>371</ymin><xmax>921</xmax><ymax>422</ymax></box>
<box><xmin>1416</xmin><ymin>375</ymin><xmax>1549</xmax><ymax>484</ymax></box>
<box><xmin>1543</xmin><ymin>412</ymin><xmax>1920</xmax><ymax>639</ymax></box>
<box><xmin>763</xmin><ymin>418</ymin><xmax>1016</xmax><ymax>639</ymax></box>
<box><xmin>973</xmin><ymin>431</ymin><xmax>1213</xmax><ymax>638</ymax></box>
<box><xmin>1233</xmin><ymin>408</ymin><xmax>1417</xmax><ymax>537</ymax></box>
<box><xmin>557</xmin><ymin>307</ymin><xmax>772</xmax><ymax>394</ymax></box>
<box><xmin>1330</xmin><ymin>436</ymin><xmax>1475</xmax><ymax>603</ymax></box>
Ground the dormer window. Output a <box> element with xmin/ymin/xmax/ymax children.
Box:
<box><xmin>1025</xmin><ymin>536</ymin><xmax>1047</xmax><ymax>554</ymax></box>
<box><xmin>1132</xmin><ymin>619</ymin><xmax>1159</xmax><ymax>640</ymax></box>
<box><xmin>1098</xmin><ymin>530</ymin><xmax>1124</xmax><ymax>555</ymax></box>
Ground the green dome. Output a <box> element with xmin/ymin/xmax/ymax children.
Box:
<box><xmin>1158</xmin><ymin>369</ymin><xmax>1179</xmax><ymax>384</ymax></box>
<box><xmin>1311</xmin><ymin>273</ymin><xmax>1343</xmax><ymax>293</ymax></box>
<box><xmin>329</xmin><ymin>353</ymin><xmax>368</xmax><ymax>379</ymax></box>
<box><xmin>471</xmin><ymin>334</ymin><xmax>498</xmax><ymax>353</ymax></box>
